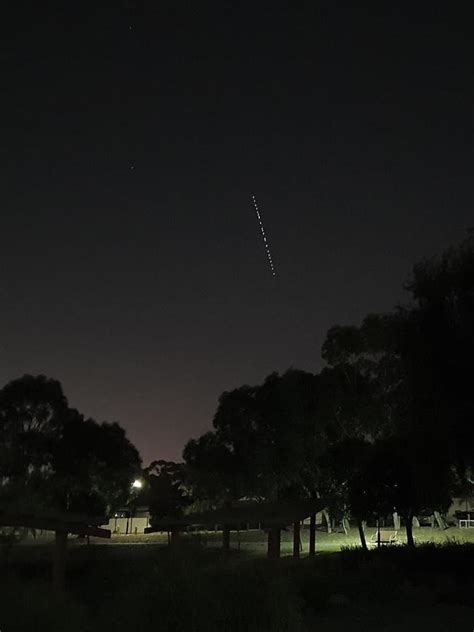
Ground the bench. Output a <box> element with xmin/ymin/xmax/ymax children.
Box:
<box><xmin>369</xmin><ymin>529</ymin><xmax>398</xmax><ymax>546</ymax></box>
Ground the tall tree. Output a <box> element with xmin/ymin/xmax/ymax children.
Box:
<box><xmin>251</xmin><ymin>369</ymin><xmax>320</xmax><ymax>500</ymax></box>
<box><xmin>52</xmin><ymin>415</ymin><xmax>142</xmax><ymax>515</ymax></box>
<box><xmin>319</xmin><ymin>239</ymin><xmax>474</xmax><ymax>541</ymax></box>
<box><xmin>407</xmin><ymin>235</ymin><xmax>474</xmax><ymax>473</ymax></box>
<box><xmin>183</xmin><ymin>431</ymin><xmax>239</xmax><ymax>506</ymax></box>
<box><xmin>369</xmin><ymin>436</ymin><xmax>453</xmax><ymax>547</ymax></box>
<box><xmin>321</xmin><ymin>438</ymin><xmax>379</xmax><ymax>550</ymax></box>
<box><xmin>323</xmin><ymin>235</ymin><xmax>474</xmax><ymax>475</ymax></box>
<box><xmin>0</xmin><ymin>375</ymin><xmax>141</xmax><ymax>516</ymax></box>
<box><xmin>0</xmin><ymin>375</ymin><xmax>69</xmax><ymax>510</ymax></box>
<box><xmin>143</xmin><ymin>460</ymin><xmax>190</xmax><ymax>526</ymax></box>
<box><xmin>322</xmin><ymin>312</ymin><xmax>410</xmax><ymax>440</ymax></box>
<box><xmin>185</xmin><ymin>369</ymin><xmax>323</xmax><ymax>505</ymax></box>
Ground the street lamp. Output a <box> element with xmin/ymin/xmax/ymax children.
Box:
<box><xmin>132</xmin><ymin>479</ymin><xmax>143</xmax><ymax>489</ymax></box>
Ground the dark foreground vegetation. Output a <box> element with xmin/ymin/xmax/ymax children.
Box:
<box><xmin>1</xmin><ymin>541</ymin><xmax>473</xmax><ymax>631</ymax></box>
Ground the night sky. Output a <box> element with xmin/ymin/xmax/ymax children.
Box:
<box><xmin>2</xmin><ymin>4</ymin><xmax>472</xmax><ymax>464</ymax></box>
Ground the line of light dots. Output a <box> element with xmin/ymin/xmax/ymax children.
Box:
<box><xmin>252</xmin><ymin>194</ymin><xmax>276</xmax><ymax>276</ymax></box>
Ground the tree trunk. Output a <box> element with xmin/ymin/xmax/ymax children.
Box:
<box><xmin>222</xmin><ymin>526</ymin><xmax>230</xmax><ymax>551</ymax></box>
<box><xmin>357</xmin><ymin>520</ymin><xmax>368</xmax><ymax>552</ymax></box>
<box><xmin>434</xmin><ymin>511</ymin><xmax>446</xmax><ymax>530</ymax></box>
<box><xmin>393</xmin><ymin>512</ymin><xmax>400</xmax><ymax>530</ymax></box>
<box><xmin>170</xmin><ymin>529</ymin><xmax>180</xmax><ymax>545</ymax></box>
<box><xmin>293</xmin><ymin>521</ymin><xmax>300</xmax><ymax>558</ymax></box>
<box><xmin>309</xmin><ymin>514</ymin><xmax>316</xmax><ymax>557</ymax></box>
<box><xmin>404</xmin><ymin>513</ymin><xmax>415</xmax><ymax>547</ymax></box>
<box><xmin>53</xmin><ymin>530</ymin><xmax>67</xmax><ymax>595</ymax></box>
<box><xmin>322</xmin><ymin>509</ymin><xmax>332</xmax><ymax>533</ymax></box>
<box><xmin>267</xmin><ymin>528</ymin><xmax>281</xmax><ymax>559</ymax></box>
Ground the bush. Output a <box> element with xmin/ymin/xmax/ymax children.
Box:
<box><xmin>1</xmin><ymin>541</ymin><xmax>473</xmax><ymax>631</ymax></box>
<box><xmin>93</xmin><ymin>550</ymin><xmax>306</xmax><ymax>632</ymax></box>
<box><xmin>0</xmin><ymin>579</ymin><xmax>87</xmax><ymax>632</ymax></box>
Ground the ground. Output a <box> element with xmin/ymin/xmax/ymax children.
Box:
<box><xmin>94</xmin><ymin>524</ymin><xmax>474</xmax><ymax>554</ymax></box>
<box><xmin>1</xmin><ymin>526</ymin><xmax>473</xmax><ymax>631</ymax></box>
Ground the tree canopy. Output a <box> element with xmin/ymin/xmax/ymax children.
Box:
<box><xmin>0</xmin><ymin>375</ymin><xmax>141</xmax><ymax>516</ymax></box>
<box><xmin>183</xmin><ymin>236</ymin><xmax>474</xmax><ymax>546</ymax></box>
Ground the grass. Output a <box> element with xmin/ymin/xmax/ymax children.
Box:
<box><xmin>1</xmin><ymin>529</ymin><xmax>474</xmax><ymax>631</ymax></box>
<box><xmin>90</xmin><ymin>524</ymin><xmax>474</xmax><ymax>554</ymax></box>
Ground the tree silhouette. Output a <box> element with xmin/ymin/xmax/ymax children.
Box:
<box><xmin>0</xmin><ymin>375</ymin><xmax>69</xmax><ymax>511</ymax></box>
<box><xmin>53</xmin><ymin>415</ymin><xmax>141</xmax><ymax>515</ymax></box>
<box><xmin>0</xmin><ymin>375</ymin><xmax>141</xmax><ymax>516</ymax></box>
<box><xmin>144</xmin><ymin>460</ymin><xmax>190</xmax><ymax>525</ymax></box>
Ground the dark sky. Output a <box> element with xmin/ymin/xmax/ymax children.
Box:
<box><xmin>1</xmin><ymin>3</ymin><xmax>472</xmax><ymax>464</ymax></box>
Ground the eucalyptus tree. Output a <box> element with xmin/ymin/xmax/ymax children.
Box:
<box><xmin>0</xmin><ymin>374</ymin><xmax>141</xmax><ymax>516</ymax></box>
<box><xmin>184</xmin><ymin>370</ymin><xmax>322</xmax><ymax>505</ymax></box>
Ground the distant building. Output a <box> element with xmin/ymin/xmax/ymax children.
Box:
<box><xmin>447</xmin><ymin>496</ymin><xmax>474</xmax><ymax>523</ymax></box>
<box><xmin>103</xmin><ymin>506</ymin><xmax>151</xmax><ymax>535</ymax></box>
<box><xmin>101</xmin><ymin>497</ymin><xmax>473</xmax><ymax>535</ymax></box>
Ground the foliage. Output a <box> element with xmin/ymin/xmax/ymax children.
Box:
<box><xmin>185</xmin><ymin>369</ymin><xmax>323</xmax><ymax>503</ymax></box>
<box><xmin>317</xmin><ymin>237</ymin><xmax>474</xmax><ymax>537</ymax></box>
<box><xmin>322</xmin><ymin>311</ymin><xmax>411</xmax><ymax>439</ymax></box>
<box><xmin>0</xmin><ymin>375</ymin><xmax>69</xmax><ymax>510</ymax></box>
<box><xmin>320</xmin><ymin>438</ymin><xmax>378</xmax><ymax>534</ymax></box>
<box><xmin>95</xmin><ymin>549</ymin><xmax>305</xmax><ymax>632</ymax></box>
<box><xmin>143</xmin><ymin>460</ymin><xmax>191</xmax><ymax>524</ymax></box>
<box><xmin>0</xmin><ymin>579</ymin><xmax>87</xmax><ymax>632</ymax></box>
<box><xmin>368</xmin><ymin>436</ymin><xmax>453</xmax><ymax>546</ymax></box>
<box><xmin>2</xmin><ymin>541</ymin><xmax>474</xmax><ymax>631</ymax></box>
<box><xmin>0</xmin><ymin>375</ymin><xmax>141</xmax><ymax>516</ymax></box>
<box><xmin>52</xmin><ymin>414</ymin><xmax>142</xmax><ymax>515</ymax></box>
<box><xmin>322</xmin><ymin>235</ymin><xmax>474</xmax><ymax>475</ymax></box>
<box><xmin>184</xmin><ymin>431</ymin><xmax>240</xmax><ymax>505</ymax></box>
<box><xmin>407</xmin><ymin>235</ymin><xmax>474</xmax><ymax>471</ymax></box>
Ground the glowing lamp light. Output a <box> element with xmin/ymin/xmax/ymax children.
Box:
<box><xmin>132</xmin><ymin>479</ymin><xmax>143</xmax><ymax>489</ymax></box>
